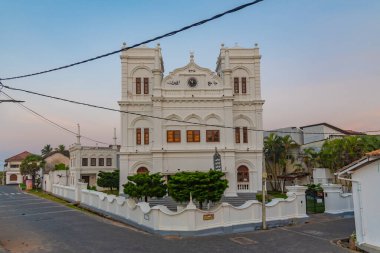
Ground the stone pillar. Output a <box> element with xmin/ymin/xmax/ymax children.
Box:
<box><xmin>152</xmin><ymin>44</ymin><xmax>162</xmax><ymax>97</ymax></box>
<box><xmin>75</xmin><ymin>182</ymin><xmax>88</xmax><ymax>202</ymax></box>
<box><xmin>224</xmin><ymin>151</ymin><xmax>237</xmax><ymax>197</ymax></box>
<box><xmin>286</xmin><ymin>185</ymin><xmax>308</xmax><ymax>218</ymax></box>
<box><xmin>185</xmin><ymin>198</ymin><xmax>197</xmax><ymax>231</ymax></box>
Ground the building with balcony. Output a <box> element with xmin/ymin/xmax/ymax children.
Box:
<box><xmin>118</xmin><ymin>43</ymin><xmax>264</xmax><ymax>196</ymax></box>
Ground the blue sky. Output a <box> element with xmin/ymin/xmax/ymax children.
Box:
<box><xmin>1</xmin><ymin>0</ymin><xmax>380</xmax><ymax>168</ymax></box>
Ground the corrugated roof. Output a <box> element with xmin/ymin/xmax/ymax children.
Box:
<box><xmin>4</xmin><ymin>151</ymin><xmax>33</xmax><ymax>162</ymax></box>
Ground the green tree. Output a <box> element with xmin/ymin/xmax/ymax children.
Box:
<box><xmin>20</xmin><ymin>154</ymin><xmax>45</xmax><ymax>188</ymax></box>
<box><xmin>168</xmin><ymin>170</ymin><xmax>228</xmax><ymax>209</ymax></box>
<box><xmin>319</xmin><ymin>135</ymin><xmax>380</xmax><ymax>172</ymax></box>
<box><xmin>41</xmin><ymin>144</ymin><xmax>52</xmax><ymax>156</ymax></box>
<box><xmin>0</xmin><ymin>171</ymin><xmax>4</xmax><ymax>185</ymax></box>
<box><xmin>123</xmin><ymin>173</ymin><xmax>167</xmax><ymax>202</ymax></box>
<box><xmin>97</xmin><ymin>170</ymin><xmax>120</xmax><ymax>191</ymax></box>
<box><xmin>54</xmin><ymin>163</ymin><xmax>69</xmax><ymax>170</ymax></box>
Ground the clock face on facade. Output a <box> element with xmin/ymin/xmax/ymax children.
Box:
<box><xmin>187</xmin><ymin>77</ymin><xmax>198</xmax><ymax>88</ymax></box>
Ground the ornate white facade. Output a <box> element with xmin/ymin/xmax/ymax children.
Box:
<box><xmin>119</xmin><ymin>44</ymin><xmax>264</xmax><ymax>196</ymax></box>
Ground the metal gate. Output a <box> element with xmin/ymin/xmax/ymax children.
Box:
<box><xmin>305</xmin><ymin>189</ymin><xmax>325</xmax><ymax>214</ymax></box>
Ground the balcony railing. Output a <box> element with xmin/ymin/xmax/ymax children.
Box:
<box><xmin>237</xmin><ymin>182</ymin><xmax>249</xmax><ymax>192</ymax></box>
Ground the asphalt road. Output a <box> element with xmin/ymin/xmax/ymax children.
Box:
<box><xmin>0</xmin><ymin>185</ymin><xmax>354</xmax><ymax>253</ymax></box>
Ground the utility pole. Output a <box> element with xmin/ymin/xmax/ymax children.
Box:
<box><xmin>262</xmin><ymin>171</ymin><xmax>267</xmax><ymax>230</ymax></box>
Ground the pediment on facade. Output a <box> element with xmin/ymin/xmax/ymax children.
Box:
<box><xmin>162</xmin><ymin>60</ymin><xmax>222</xmax><ymax>89</ymax></box>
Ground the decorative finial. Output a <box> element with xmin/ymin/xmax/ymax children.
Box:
<box><xmin>190</xmin><ymin>51</ymin><xmax>194</xmax><ymax>62</ymax></box>
<box><xmin>76</xmin><ymin>123</ymin><xmax>81</xmax><ymax>145</ymax></box>
<box><xmin>254</xmin><ymin>43</ymin><xmax>258</xmax><ymax>47</ymax></box>
<box><xmin>113</xmin><ymin>128</ymin><xmax>117</xmax><ymax>146</ymax></box>
<box><xmin>157</xmin><ymin>43</ymin><xmax>160</xmax><ymax>48</ymax></box>
<box><xmin>123</xmin><ymin>42</ymin><xmax>126</xmax><ymax>46</ymax></box>
<box><xmin>221</xmin><ymin>43</ymin><xmax>225</xmax><ymax>48</ymax></box>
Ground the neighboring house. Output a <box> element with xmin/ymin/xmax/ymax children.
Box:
<box><xmin>69</xmin><ymin>144</ymin><xmax>119</xmax><ymax>188</ymax></box>
<box><xmin>42</xmin><ymin>151</ymin><xmax>70</xmax><ymax>192</ymax></box>
<box><xmin>4</xmin><ymin>151</ymin><xmax>33</xmax><ymax>184</ymax></box>
<box><xmin>301</xmin><ymin>122</ymin><xmax>363</xmax><ymax>145</ymax></box>
<box><xmin>264</xmin><ymin>123</ymin><xmax>364</xmax><ymax>185</ymax></box>
<box><xmin>43</xmin><ymin>150</ymin><xmax>70</xmax><ymax>173</ymax></box>
<box><xmin>313</xmin><ymin>168</ymin><xmax>334</xmax><ymax>184</ymax></box>
<box><xmin>264</xmin><ymin>127</ymin><xmax>304</xmax><ymax>146</ymax></box>
<box><xmin>336</xmin><ymin>150</ymin><xmax>380</xmax><ymax>252</ymax></box>
<box><xmin>119</xmin><ymin>44</ymin><xmax>264</xmax><ymax>196</ymax></box>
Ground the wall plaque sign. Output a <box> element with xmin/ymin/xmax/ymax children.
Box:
<box><xmin>203</xmin><ymin>213</ymin><xmax>214</xmax><ymax>220</ymax></box>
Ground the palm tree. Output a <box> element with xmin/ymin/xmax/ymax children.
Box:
<box><xmin>41</xmin><ymin>144</ymin><xmax>53</xmax><ymax>156</ymax></box>
<box><xmin>264</xmin><ymin>134</ymin><xmax>299</xmax><ymax>192</ymax></box>
<box><xmin>55</xmin><ymin>144</ymin><xmax>66</xmax><ymax>153</ymax></box>
<box><xmin>264</xmin><ymin>133</ymin><xmax>284</xmax><ymax>191</ymax></box>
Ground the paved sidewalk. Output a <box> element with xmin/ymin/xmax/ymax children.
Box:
<box><xmin>0</xmin><ymin>185</ymin><xmax>354</xmax><ymax>253</ymax></box>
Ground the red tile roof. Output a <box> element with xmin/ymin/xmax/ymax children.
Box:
<box><xmin>366</xmin><ymin>149</ymin><xmax>380</xmax><ymax>157</ymax></box>
<box><xmin>4</xmin><ymin>151</ymin><xmax>33</xmax><ymax>162</ymax></box>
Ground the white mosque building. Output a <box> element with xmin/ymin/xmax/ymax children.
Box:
<box><xmin>118</xmin><ymin>43</ymin><xmax>264</xmax><ymax>196</ymax></box>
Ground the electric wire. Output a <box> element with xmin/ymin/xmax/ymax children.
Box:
<box><xmin>0</xmin><ymin>90</ymin><xmax>111</xmax><ymax>146</ymax></box>
<box><xmin>1</xmin><ymin>82</ymin><xmax>377</xmax><ymax>136</ymax></box>
<box><xmin>0</xmin><ymin>0</ymin><xmax>264</xmax><ymax>81</ymax></box>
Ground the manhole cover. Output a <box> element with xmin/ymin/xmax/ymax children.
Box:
<box><xmin>303</xmin><ymin>230</ymin><xmax>324</xmax><ymax>236</ymax></box>
<box><xmin>230</xmin><ymin>237</ymin><xmax>257</xmax><ymax>245</ymax></box>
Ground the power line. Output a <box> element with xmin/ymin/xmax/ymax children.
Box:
<box><xmin>2</xmin><ymin>83</ymin><xmax>377</xmax><ymax>136</ymax></box>
<box><xmin>0</xmin><ymin>0</ymin><xmax>264</xmax><ymax>81</ymax></box>
<box><xmin>0</xmin><ymin>90</ymin><xmax>111</xmax><ymax>146</ymax></box>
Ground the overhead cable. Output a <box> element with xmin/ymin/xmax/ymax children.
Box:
<box><xmin>0</xmin><ymin>0</ymin><xmax>264</xmax><ymax>81</ymax></box>
<box><xmin>1</xmin><ymin>83</ymin><xmax>376</xmax><ymax>136</ymax></box>
<box><xmin>0</xmin><ymin>90</ymin><xmax>111</xmax><ymax>145</ymax></box>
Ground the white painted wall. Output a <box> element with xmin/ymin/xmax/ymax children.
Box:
<box><xmin>53</xmin><ymin>184</ymin><xmax>307</xmax><ymax>233</ymax></box>
<box><xmin>321</xmin><ymin>184</ymin><xmax>353</xmax><ymax>214</ymax></box>
<box><xmin>52</xmin><ymin>182</ymin><xmax>87</xmax><ymax>202</ymax></box>
<box><xmin>351</xmin><ymin>161</ymin><xmax>380</xmax><ymax>248</ymax></box>
<box><xmin>5</xmin><ymin>171</ymin><xmax>23</xmax><ymax>184</ymax></box>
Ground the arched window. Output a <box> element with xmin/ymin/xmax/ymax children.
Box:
<box><xmin>10</xmin><ymin>174</ymin><xmax>17</xmax><ymax>181</ymax></box>
<box><xmin>237</xmin><ymin>166</ymin><xmax>249</xmax><ymax>182</ymax></box>
<box><xmin>137</xmin><ymin>167</ymin><xmax>149</xmax><ymax>174</ymax></box>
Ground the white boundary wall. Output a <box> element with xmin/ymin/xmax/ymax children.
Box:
<box><xmin>52</xmin><ymin>185</ymin><xmax>307</xmax><ymax>234</ymax></box>
<box><xmin>322</xmin><ymin>184</ymin><xmax>353</xmax><ymax>214</ymax></box>
<box><xmin>52</xmin><ymin>182</ymin><xmax>87</xmax><ymax>202</ymax></box>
